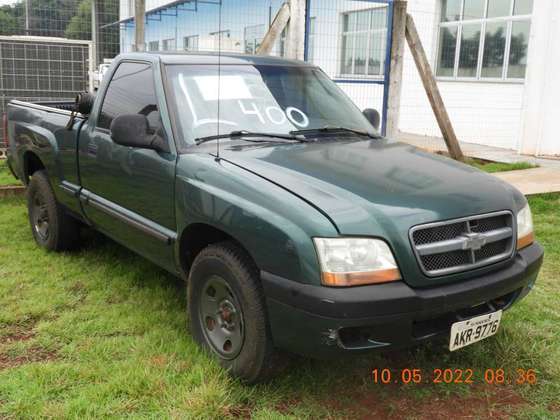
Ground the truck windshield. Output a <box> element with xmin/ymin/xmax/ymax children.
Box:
<box><xmin>165</xmin><ymin>64</ymin><xmax>378</xmax><ymax>146</ymax></box>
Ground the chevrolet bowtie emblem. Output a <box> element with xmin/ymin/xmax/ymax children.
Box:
<box><xmin>461</xmin><ymin>232</ymin><xmax>487</xmax><ymax>251</ymax></box>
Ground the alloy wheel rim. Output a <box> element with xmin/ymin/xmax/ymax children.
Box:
<box><xmin>32</xmin><ymin>193</ymin><xmax>49</xmax><ymax>241</ymax></box>
<box><xmin>199</xmin><ymin>275</ymin><xmax>245</xmax><ymax>359</ymax></box>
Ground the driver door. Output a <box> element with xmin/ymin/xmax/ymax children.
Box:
<box><xmin>78</xmin><ymin>61</ymin><xmax>177</xmax><ymax>272</ymax></box>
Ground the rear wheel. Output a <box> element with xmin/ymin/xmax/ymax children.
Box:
<box><xmin>27</xmin><ymin>170</ymin><xmax>80</xmax><ymax>251</ymax></box>
<box><xmin>187</xmin><ymin>241</ymin><xmax>284</xmax><ymax>383</ymax></box>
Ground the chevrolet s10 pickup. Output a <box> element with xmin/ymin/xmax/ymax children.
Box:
<box><xmin>5</xmin><ymin>53</ymin><xmax>543</xmax><ymax>383</ymax></box>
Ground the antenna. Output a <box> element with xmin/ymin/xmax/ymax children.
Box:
<box><xmin>215</xmin><ymin>0</ymin><xmax>223</xmax><ymax>161</ymax></box>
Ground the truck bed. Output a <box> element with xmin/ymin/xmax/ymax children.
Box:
<box><xmin>6</xmin><ymin>98</ymin><xmax>87</xmax><ymax>215</ymax></box>
<box><xmin>33</xmin><ymin>100</ymin><xmax>77</xmax><ymax>112</ymax></box>
<box><xmin>11</xmin><ymin>99</ymin><xmax>77</xmax><ymax>114</ymax></box>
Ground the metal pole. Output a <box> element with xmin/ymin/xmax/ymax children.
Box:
<box><xmin>88</xmin><ymin>42</ymin><xmax>95</xmax><ymax>92</ymax></box>
<box><xmin>24</xmin><ymin>0</ymin><xmax>30</xmax><ymax>35</ymax></box>
<box><xmin>91</xmin><ymin>0</ymin><xmax>99</xmax><ymax>69</ymax></box>
<box><xmin>303</xmin><ymin>0</ymin><xmax>311</xmax><ymax>61</ymax></box>
<box><xmin>134</xmin><ymin>0</ymin><xmax>146</xmax><ymax>52</ymax></box>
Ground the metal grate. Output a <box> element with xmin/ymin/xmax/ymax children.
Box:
<box><xmin>470</xmin><ymin>214</ymin><xmax>509</xmax><ymax>233</ymax></box>
<box><xmin>410</xmin><ymin>211</ymin><xmax>515</xmax><ymax>277</ymax></box>
<box><xmin>0</xmin><ymin>37</ymin><xmax>92</xmax><ymax>147</ymax></box>
<box><xmin>412</xmin><ymin>221</ymin><xmax>468</xmax><ymax>245</ymax></box>
<box><xmin>422</xmin><ymin>250</ymin><xmax>472</xmax><ymax>272</ymax></box>
<box><xmin>474</xmin><ymin>240</ymin><xmax>509</xmax><ymax>261</ymax></box>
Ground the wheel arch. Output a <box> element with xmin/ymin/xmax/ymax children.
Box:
<box><xmin>22</xmin><ymin>150</ymin><xmax>46</xmax><ymax>185</ymax></box>
<box><xmin>178</xmin><ymin>222</ymin><xmax>258</xmax><ymax>277</ymax></box>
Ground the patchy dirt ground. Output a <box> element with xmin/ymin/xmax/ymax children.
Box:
<box><xmin>339</xmin><ymin>385</ymin><xmax>526</xmax><ymax>419</ymax></box>
<box><xmin>0</xmin><ymin>347</ymin><xmax>58</xmax><ymax>371</ymax></box>
<box><xmin>0</xmin><ymin>317</ymin><xmax>57</xmax><ymax>371</ymax></box>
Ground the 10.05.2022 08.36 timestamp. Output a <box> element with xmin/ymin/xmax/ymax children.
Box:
<box><xmin>372</xmin><ymin>368</ymin><xmax>537</xmax><ymax>385</ymax></box>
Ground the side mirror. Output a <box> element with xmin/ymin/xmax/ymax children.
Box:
<box><xmin>110</xmin><ymin>114</ymin><xmax>167</xmax><ymax>152</ymax></box>
<box><xmin>363</xmin><ymin>108</ymin><xmax>381</xmax><ymax>131</ymax></box>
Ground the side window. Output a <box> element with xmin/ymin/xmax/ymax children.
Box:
<box><xmin>97</xmin><ymin>62</ymin><xmax>162</xmax><ymax>134</ymax></box>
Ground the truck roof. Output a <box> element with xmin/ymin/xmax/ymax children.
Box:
<box><xmin>116</xmin><ymin>51</ymin><xmax>314</xmax><ymax>67</ymax></box>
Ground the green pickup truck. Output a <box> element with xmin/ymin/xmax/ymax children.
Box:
<box><xmin>5</xmin><ymin>53</ymin><xmax>543</xmax><ymax>383</ymax></box>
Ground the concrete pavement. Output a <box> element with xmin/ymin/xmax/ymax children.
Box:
<box><xmin>492</xmin><ymin>167</ymin><xmax>560</xmax><ymax>195</ymax></box>
<box><xmin>398</xmin><ymin>132</ymin><xmax>560</xmax><ymax>168</ymax></box>
<box><xmin>398</xmin><ymin>132</ymin><xmax>560</xmax><ymax>195</ymax></box>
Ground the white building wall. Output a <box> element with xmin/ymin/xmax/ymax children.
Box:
<box><xmin>400</xmin><ymin>0</ymin><xmax>526</xmax><ymax>150</ymax></box>
<box><xmin>519</xmin><ymin>0</ymin><xmax>560</xmax><ymax>156</ymax></box>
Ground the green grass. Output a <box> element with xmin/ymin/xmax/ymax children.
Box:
<box><xmin>467</xmin><ymin>159</ymin><xmax>538</xmax><ymax>174</ymax></box>
<box><xmin>0</xmin><ymin>159</ymin><xmax>18</xmax><ymax>187</ymax></box>
<box><xmin>0</xmin><ymin>195</ymin><xmax>559</xmax><ymax>418</ymax></box>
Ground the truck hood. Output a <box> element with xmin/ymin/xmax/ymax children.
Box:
<box><xmin>218</xmin><ymin>138</ymin><xmax>525</xmax><ymax>286</ymax></box>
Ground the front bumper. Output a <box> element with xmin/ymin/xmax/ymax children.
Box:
<box><xmin>262</xmin><ymin>242</ymin><xmax>544</xmax><ymax>358</ymax></box>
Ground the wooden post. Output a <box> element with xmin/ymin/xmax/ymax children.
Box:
<box><xmin>385</xmin><ymin>0</ymin><xmax>407</xmax><ymax>139</ymax></box>
<box><xmin>405</xmin><ymin>14</ymin><xmax>465</xmax><ymax>161</ymax></box>
<box><xmin>257</xmin><ymin>2</ymin><xmax>291</xmax><ymax>55</ymax></box>
<box><xmin>134</xmin><ymin>0</ymin><xmax>146</xmax><ymax>52</ymax></box>
<box><xmin>285</xmin><ymin>0</ymin><xmax>306</xmax><ymax>60</ymax></box>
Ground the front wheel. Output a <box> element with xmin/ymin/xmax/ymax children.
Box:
<box><xmin>26</xmin><ymin>170</ymin><xmax>80</xmax><ymax>251</ymax></box>
<box><xmin>187</xmin><ymin>241</ymin><xmax>284</xmax><ymax>383</ymax></box>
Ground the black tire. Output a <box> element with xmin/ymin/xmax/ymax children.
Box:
<box><xmin>187</xmin><ymin>241</ymin><xmax>284</xmax><ymax>383</ymax></box>
<box><xmin>26</xmin><ymin>170</ymin><xmax>80</xmax><ymax>251</ymax></box>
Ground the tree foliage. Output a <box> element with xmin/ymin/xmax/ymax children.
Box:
<box><xmin>0</xmin><ymin>3</ymin><xmax>24</xmax><ymax>35</ymax></box>
<box><xmin>0</xmin><ymin>0</ymin><xmax>115</xmax><ymax>39</ymax></box>
<box><xmin>65</xmin><ymin>0</ymin><xmax>92</xmax><ymax>40</ymax></box>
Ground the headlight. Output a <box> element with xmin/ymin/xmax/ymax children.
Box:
<box><xmin>313</xmin><ymin>238</ymin><xmax>401</xmax><ymax>287</ymax></box>
<box><xmin>517</xmin><ymin>203</ymin><xmax>535</xmax><ymax>250</ymax></box>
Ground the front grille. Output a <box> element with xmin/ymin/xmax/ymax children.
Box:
<box><xmin>412</xmin><ymin>222</ymin><xmax>468</xmax><ymax>245</ymax></box>
<box><xmin>410</xmin><ymin>212</ymin><xmax>515</xmax><ymax>277</ymax></box>
<box><xmin>422</xmin><ymin>250</ymin><xmax>472</xmax><ymax>272</ymax></box>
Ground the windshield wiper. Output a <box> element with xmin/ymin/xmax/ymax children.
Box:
<box><xmin>290</xmin><ymin>126</ymin><xmax>381</xmax><ymax>139</ymax></box>
<box><xmin>195</xmin><ymin>130</ymin><xmax>308</xmax><ymax>145</ymax></box>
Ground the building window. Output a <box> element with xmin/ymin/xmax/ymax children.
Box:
<box><xmin>307</xmin><ymin>17</ymin><xmax>316</xmax><ymax>62</ymax></box>
<box><xmin>184</xmin><ymin>35</ymin><xmax>199</xmax><ymax>52</ymax></box>
<box><xmin>148</xmin><ymin>40</ymin><xmax>159</xmax><ymax>52</ymax></box>
<box><xmin>339</xmin><ymin>7</ymin><xmax>387</xmax><ymax>77</ymax></box>
<box><xmin>436</xmin><ymin>0</ymin><xmax>533</xmax><ymax>81</ymax></box>
<box><xmin>244</xmin><ymin>24</ymin><xmax>265</xmax><ymax>54</ymax></box>
<box><xmin>209</xmin><ymin>30</ymin><xmax>231</xmax><ymax>40</ymax></box>
<box><xmin>209</xmin><ymin>30</ymin><xmax>232</xmax><ymax>51</ymax></box>
<box><xmin>162</xmin><ymin>38</ymin><xmax>176</xmax><ymax>51</ymax></box>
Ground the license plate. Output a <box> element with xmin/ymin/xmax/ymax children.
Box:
<box><xmin>449</xmin><ymin>310</ymin><xmax>502</xmax><ymax>351</ymax></box>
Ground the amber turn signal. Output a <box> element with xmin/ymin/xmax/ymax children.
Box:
<box><xmin>321</xmin><ymin>268</ymin><xmax>401</xmax><ymax>287</ymax></box>
<box><xmin>517</xmin><ymin>232</ymin><xmax>535</xmax><ymax>250</ymax></box>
